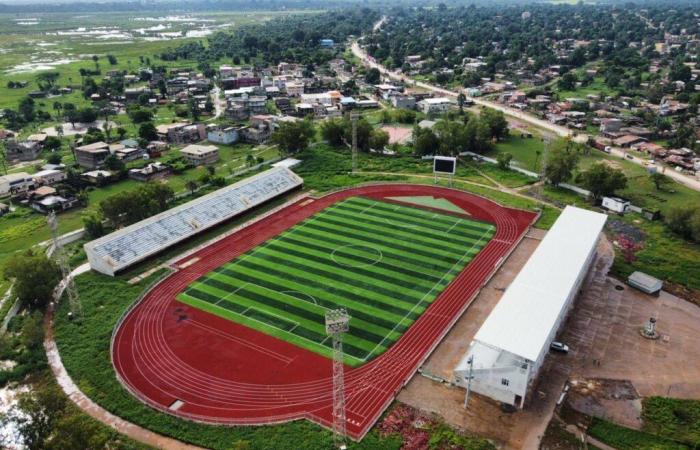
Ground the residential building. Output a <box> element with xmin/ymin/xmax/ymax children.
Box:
<box><xmin>156</xmin><ymin>123</ymin><xmax>206</xmax><ymax>144</ymax></box>
<box><xmin>32</xmin><ymin>169</ymin><xmax>66</xmax><ymax>186</ymax></box>
<box><xmin>75</xmin><ymin>141</ymin><xmax>110</xmax><ymax>169</ymax></box>
<box><xmin>129</xmin><ymin>162</ymin><xmax>172</xmax><ymax>182</ymax></box>
<box><xmin>180</xmin><ymin>144</ymin><xmax>219</xmax><ymax>166</ymax></box>
<box><xmin>0</xmin><ymin>172</ymin><xmax>35</xmax><ymax>196</ymax></box>
<box><xmin>207</xmin><ymin>125</ymin><xmax>239</xmax><ymax>144</ymax></box>
<box><xmin>5</xmin><ymin>140</ymin><xmax>42</xmax><ymax>162</ymax></box>
<box><xmin>417</xmin><ymin>97</ymin><xmax>452</xmax><ymax>115</ymax></box>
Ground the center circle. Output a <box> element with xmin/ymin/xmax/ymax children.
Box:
<box><xmin>330</xmin><ymin>244</ymin><xmax>383</xmax><ymax>268</ymax></box>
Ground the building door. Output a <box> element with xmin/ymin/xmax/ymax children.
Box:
<box><xmin>515</xmin><ymin>395</ymin><xmax>523</xmax><ymax>408</ymax></box>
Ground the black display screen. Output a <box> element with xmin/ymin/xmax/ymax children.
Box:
<box><xmin>434</xmin><ymin>158</ymin><xmax>456</xmax><ymax>174</ymax></box>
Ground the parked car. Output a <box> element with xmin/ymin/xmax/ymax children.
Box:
<box><xmin>625</xmin><ymin>154</ymin><xmax>634</xmax><ymax>160</ymax></box>
<box><xmin>550</xmin><ymin>341</ymin><xmax>569</xmax><ymax>353</ymax></box>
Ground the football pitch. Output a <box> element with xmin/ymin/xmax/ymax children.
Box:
<box><xmin>176</xmin><ymin>196</ymin><xmax>495</xmax><ymax>366</ymax></box>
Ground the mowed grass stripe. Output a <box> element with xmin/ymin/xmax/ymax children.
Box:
<box><xmin>217</xmin><ymin>268</ymin><xmax>416</xmax><ymax>329</ymax></box>
<box><xmin>280</xmin><ymin>235</ymin><xmax>445</xmax><ymax>281</ymax></box>
<box><xmin>266</xmin><ymin>240</ymin><xmax>436</xmax><ymax>290</ymax></box>
<box><xmin>286</xmin><ymin>230</ymin><xmax>453</xmax><ymax>276</ymax></box>
<box><xmin>256</xmin><ymin>245</ymin><xmax>433</xmax><ymax>298</ymax></box>
<box><xmin>177</xmin><ymin>292</ymin><xmax>370</xmax><ymax>361</ymax></box>
<box><xmin>234</xmin><ymin>257</ymin><xmax>425</xmax><ymax>311</ymax></box>
<box><xmin>345</xmin><ymin>196</ymin><xmax>495</xmax><ymax>232</ymax></box>
<box><xmin>184</xmin><ymin>283</ymin><xmax>382</xmax><ymax>355</ymax></box>
<box><xmin>303</xmin><ymin>222</ymin><xmax>463</xmax><ymax>264</ymax></box>
<box><xmin>187</xmin><ymin>279</ymin><xmax>391</xmax><ymax>348</ymax></box>
<box><xmin>325</xmin><ymin>207</ymin><xmax>489</xmax><ymax>249</ymax></box>
<box><xmin>317</xmin><ymin>211</ymin><xmax>485</xmax><ymax>257</ymax></box>
<box><xmin>337</xmin><ymin>201</ymin><xmax>495</xmax><ymax>241</ymax></box>
<box><xmin>192</xmin><ymin>270</ymin><xmax>404</xmax><ymax>343</ymax></box>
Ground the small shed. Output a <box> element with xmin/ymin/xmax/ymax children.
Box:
<box><xmin>601</xmin><ymin>196</ymin><xmax>630</xmax><ymax>214</ymax></box>
<box><xmin>627</xmin><ymin>271</ymin><xmax>663</xmax><ymax>296</ymax></box>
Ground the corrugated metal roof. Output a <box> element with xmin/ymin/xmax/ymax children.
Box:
<box><xmin>473</xmin><ymin>206</ymin><xmax>607</xmax><ymax>362</ymax></box>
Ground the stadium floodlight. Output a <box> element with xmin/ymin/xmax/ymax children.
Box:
<box><xmin>325</xmin><ymin>309</ymin><xmax>350</xmax><ymax>449</ymax></box>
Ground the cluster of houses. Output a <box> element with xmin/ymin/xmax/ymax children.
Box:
<box><xmin>0</xmin><ymin>166</ymin><xmax>78</xmax><ymax>214</ymax></box>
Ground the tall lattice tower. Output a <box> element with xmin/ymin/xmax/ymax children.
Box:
<box><xmin>47</xmin><ymin>212</ymin><xmax>82</xmax><ymax>318</ymax></box>
<box><xmin>351</xmin><ymin>112</ymin><xmax>359</xmax><ymax>174</ymax></box>
<box><xmin>325</xmin><ymin>309</ymin><xmax>350</xmax><ymax>449</ymax></box>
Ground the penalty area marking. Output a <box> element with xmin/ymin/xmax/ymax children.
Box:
<box><xmin>330</xmin><ymin>244</ymin><xmax>383</xmax><ymax>268</ymax></box>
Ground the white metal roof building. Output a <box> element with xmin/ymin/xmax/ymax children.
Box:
<box><xmin>84</xmin><ymin>167</ymin><xmax>303</xmax><ymax>276</ymax></box>
<box><xmin>454</xmin><ymin>206</ymin><xmax>607</xmax><ymax>408</ymax></box>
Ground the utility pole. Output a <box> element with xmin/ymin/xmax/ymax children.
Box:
<box><xmin>325</xmin><ymin>309</ymin><xmax>350</xmax><ymax>450</ymax></box>
<box><xmin>351</xmin><ymin>112</ymin><xmax>359</xmax><ymax>174</ymax></box>
<box><xmin>463</xmin><ymin>355</ymin><xmax>474</xmax><ymax>408</ymax></box>
<box><xmin>47</xmin><ymin>212</ymin><xmax>81</xmax><ymax>319</ymax></box>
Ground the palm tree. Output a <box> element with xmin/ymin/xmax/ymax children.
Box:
<box><xmin>457</xmin><ymin>93</ymin><xmax>466</xmax><ymax>114</ymax></box>
<box><xmin>92</xmin><ymin>55</ymin><xmax>99</xmax><ymax>72</ymax></box>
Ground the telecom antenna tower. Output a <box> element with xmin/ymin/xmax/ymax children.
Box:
<box><xmin>351</xmin><ymin>112</ymin><xmax>359</xmax><ymax>174</ymax></box>
<box><xmin>325</xmin><ymin>309</ymin><xmax>350</xmax><ymax>449</ymax></box>
<box><xmin>47</xmin><ymin>212</ymin><xmax>81</xmax><ymax>318</ymax></box>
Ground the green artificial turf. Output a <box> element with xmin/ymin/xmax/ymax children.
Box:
<box><xmin>177</xmin><ymin>196</ymin><xmax>495</xmax><ymax>366</ymax></box>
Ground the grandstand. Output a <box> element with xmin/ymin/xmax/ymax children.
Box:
<box><xmin>454</xmin><ymin>206</ymin><xmax>607</xmax><ymax>408</ymax></box>
<box><xmin>84</xmin><ymin>167</ymin><xmax>303</xmax><ymax>276</ymax></box>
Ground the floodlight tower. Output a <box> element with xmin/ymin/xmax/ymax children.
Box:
<box><xmin>351</xmin><ymin>112</ymin><xmax>360</xmax><ymax>174</ymax></box>
<box><xmin>325</xmin><ymin>308</ymin><xmax>350</xmax><ymax>449</ymax></box>
<box><xmin>47</xmin><ymin>212</ymin><xmax>81</xmax><ymax>318</ymax></box>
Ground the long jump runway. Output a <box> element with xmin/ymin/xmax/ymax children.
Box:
<box><xmin>112</xmin><ymin>184</ymin><xmax>537</xmax><ymax>440</ymax></box>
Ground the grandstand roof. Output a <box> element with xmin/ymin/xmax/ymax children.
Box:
<box><xmin>84</xmin><ymin>167</ymin><xmax>303</xmax><ymax>276</ymax></box>
<box><xmin>473</xmin><ymin>206</ymin><xmax>607</xmax><ymax>362</ymax></box>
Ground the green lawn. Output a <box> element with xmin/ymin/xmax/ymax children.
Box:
<box><xmin>177</xmin><ymin>196</ymin><xmax>495</xmax><ymax>366</ymax></box>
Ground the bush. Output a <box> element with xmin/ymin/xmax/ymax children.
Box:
<box><xmin>643</xmin><ymin>397</ymin><xmax>700</xmax><ymax>446</ymax></box>
<box><xmin>588</xmin><ymin>417</ymin><xmax>688</xmax><ymax>450</ymax></box>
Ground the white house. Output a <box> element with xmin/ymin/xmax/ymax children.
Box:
<box><xmin>417</xmin><ymin>97</ymin><xmax>452</xmax><ymax>115</ymax></box>
<box><xmin>207</xmin><ymin>125</ymin><xmax>239</xmax><ymax>145</ymax></box>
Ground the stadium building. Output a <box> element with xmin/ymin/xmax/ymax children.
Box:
<box><xmin>84</xmin><ymin>167</ymin><xmax>303</xmax><ymax>276</ymax></box>
<box><xmin>454</xmin><ymin>206</ymin><xmax>607</xmax><ymax>408</ymax></box>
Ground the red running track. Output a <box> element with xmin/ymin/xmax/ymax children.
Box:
<box><xmin>112</xmin><ymin>184</ymin><xmax>537</xmax><ymax>440</ymax></box>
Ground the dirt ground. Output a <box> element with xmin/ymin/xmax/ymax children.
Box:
<box><xmin>399</xmin><ymin>222</ymin><xmax>700</xmax><ymax>449</ymax></box>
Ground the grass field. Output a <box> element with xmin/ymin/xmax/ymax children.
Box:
<box><xmin>177</xmin><ymin>196</ymin><xmax>495</xmax><ymax>366</ymax></box>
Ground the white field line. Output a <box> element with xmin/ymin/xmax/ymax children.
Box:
<box><xmin>240</xmin><ymin>305</ymin><xmax>300</xmax><ymax>333</ymax></box>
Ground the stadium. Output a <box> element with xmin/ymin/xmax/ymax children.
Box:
<box><xmin>97</xmin><ymin>168</ymin><xmax>537</xmax><ymax>441</ymax></box>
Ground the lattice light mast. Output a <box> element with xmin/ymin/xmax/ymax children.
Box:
<box><xmin>47</xmin><ymin>212</ymin><xmax>81</xmax><ymax>318</ymax></box>
<box><xmin>351</xmin><ymin>112</ymin><xmax>359</xmax><ymax>174</ymax></box>
<box><xmin>325</xmin><ymin>308</ymin><xmax>350</xmax><ymax>449</ymax></box>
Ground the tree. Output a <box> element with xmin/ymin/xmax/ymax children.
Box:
<box><xmin>188</xmin><ymin>98</ymin><xmax>200</xmax><ymax>121</ymax></box>
<box><xmin>369</xmin><ymin>129</ymin><xmax>390</xmax><ymax>150</ymax></box>
<box><xmin>665</xmin><ymin>206</ymin><xmax>700</xmax><ymax>242</ymax></box>
<box><xmin>457</xmin><ymin>93</ymin><xmax>466</xmax><ymax>113</ymax></box>
<box><xmin>365</xmin><ymin>67</ymin><xmax>381</xmax><ymax>84</ymax></box>
<box><xmin>46</xmin><ymin>153</ymin><xmax>62</xmax><ymax>165</ymax></box>
<box><xmin>52</xmin><ymin>101</ymin><xmax>63</xmax><ymax>120</ymax></box>
<box><xmin>106</xmin><ymin>54</ymin><xmax>117</xmax><ymax>65</ymax></box>
<box><xmin>544</xmin><ymin>141</ymin><xmax>579</xmax><ymax>186</ymax></box>
<box><xmin>576</xmin><ymin>162</ymin><xmax>627</xmax><ymax>200</ymax></box>
<box><xmin>497</xmin><ymin>152</ymin><xmax>513</xmax><ymax>170</ymax></box>
<box><xmin>320</xmin><ymin>118</ymin><xmax>345</xmax><ymax>147</ymax></box>
<box><xmin>480</xmin><ymin>108</ymin><xmax>508</xmax><ymax>141</ymax></box>
<box><xmin>185</xmin><ymin>180</ymin><xmax>199</xmax><ymax>195</ymax></box>
<box><xmin>138</xmin><ymin>122</ymin><xmax>158</xmax><ymax>141</ymax></box>
<box><xmin>43</xmin><ymin>136</ymin><xmax>62</xmax><ymax>151</ymax></box>
<box><xmin>3</xmin><ymin>251</ymin><xmax>61</xmax><ymax>310</ymax></box>
<box><xmin>91</xmin><ymin>54</ymin><xmax>99</xmax><ymax>72</ymax></box>
<box><xmin>650</xmin><ymin>172</ymin><xmax>671</xmax><ymax>191</ymax></box>
<box><xmin>99</xmin><ymin>183</ymin><xmax>174</xmax><ymax>227</ymax></box>
<box><xmin>557</xmin><ymin>72</ymin><xmax>578</xmax><ymax>91</ymax></box>
<box><xmin>412</xmin><ymin>125</ymin><xmax>440</xmax><ymax>156</ymax></box>
<box><xmin>82</xmin><ymin>213</ymin><xmax>104</xmax><ymax>239</ymax></box>
<box><xmin>127</xmin><ymin>107</ymin><xmax>153</xmax><ymax>124</ymax></box>
<box><xmin>103</xmin><ymin>154</ymin><xmax>125</xmax><ymax>173</ymax></box>
<box><xmin>13</xmin><ymin>381</ymin><xmax>67</xmax><ymax>450</ymax></box>
<box><xmin>271</xmin><ymin>119</ymin><xmax>315</xmax><ymax>155</ymax></box>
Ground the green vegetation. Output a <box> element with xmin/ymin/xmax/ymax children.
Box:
<box><xmin>53</xmin><ymin>270</ymin><xmax>400</xmax><ymax>450</ymax></box>
<box><xmin>178</xmin><ymin>197</ymin><xmax>494</xmax><ymax>365</ymax></box>
<box><xmin>588</xmin><ymin>417</ymin><xmax>688</xmax><ymax>450</ymax></box>
<box><xmin>642</xmin><ymin>397</ymin><xmax>700</xmax><ymax>446</ymax></box>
